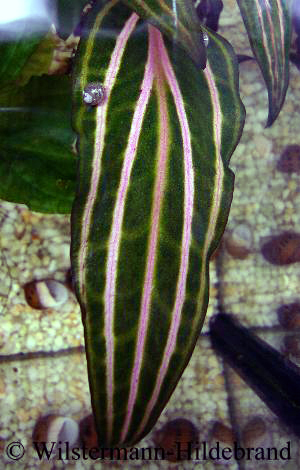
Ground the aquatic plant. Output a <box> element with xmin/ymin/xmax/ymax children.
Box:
<box><xmin>0</xmin><ymin>0</ymin><xmax>295</xmax><ymax>446</ymax></box>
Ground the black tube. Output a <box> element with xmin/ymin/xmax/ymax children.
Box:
<box><xmin>209</xmin><ymin>313</ymin><xmax>300</xmax><ymax>438</ymax></box>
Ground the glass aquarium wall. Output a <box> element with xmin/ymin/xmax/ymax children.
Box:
<box><xmin>0</xmin><ymin>0</ymin><xmax>300</xmax><ymax>469</ymax></box>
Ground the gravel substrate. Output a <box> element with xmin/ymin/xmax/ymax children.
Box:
<box><xmin>0</xmin><ymin>338</ymin><xmax>232</xmax><ymax>470</ymax></box>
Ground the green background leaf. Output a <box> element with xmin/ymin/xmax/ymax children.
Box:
<box><xmin>237</xmin><ymin>0</ymin><xmax>292</xmax><ymax>126</ymax></box>
<box><xmin>0</xmin><ymin>75</ymin><xmax>76</xmax><ymax>213</ymax></box>
<box><xmin>0</xmin><ymin>13</ymin><xmax>53</xmax><ymax>88</ymax></box>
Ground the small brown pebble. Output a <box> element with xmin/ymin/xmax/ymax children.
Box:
<box><xmin>277</xmin><ymin>145</ymin><xmax>300</xmax><ymax>173</ymax></box>
<box><xmin>15</xmin><ymin>226</ymin><xmax>26</xmax><ymax>240</ymax></box>
<box><xmin>283</xmin><ymin>334</ymin><xmax>300</xmax><ymax>359</ymax></box>
<box><xmin>225</xmin><ymin>223</ymin><xmax>253</xmax><ymax>260</ymax></box>
<box><xmin>33</xmin><ymin>415</ymin><xmax>79</xmax><ymax>454</ymax></box>
<box><xmin>24</xmin><ymin>282</ymin><xmax>42</xmax><ymax>309</ymax></box>
<box><xmin>225</xmin><ymin>241</ymin><xmax>250</xmax><ymax>260</ymax></box>
<box><xmin>242</xmin><ymin>416</ymin><xmax>267</xmax><ymax>448</ymax></box>
<box><xmin>261</xmin><ymin>232</ymin><xmax>300</xmax><ymax>265</ymax></box>
<box><xmin>210</xmin><ymin>421</ymin><xmax>236</xmax><ymax>446</ymax></box>
<box><xmin>0</xmin><ymin>331</ymin><xmax>6</xmax><ymax>349</ymax></box>
<box><xmin>32</xmin><ymin>415</ymin><xmax>56</xmax><ymax>444</ymax></box>
<box><xmin>277</xmin><ymin>302</ymin><xmax>300</xmax><ymax>329</ymax></box>
<box><xmin>24</xmin><ymin>279</ymin><xmax>69</xmax><ymax>309</ymax></box>
<box><xmin>153</xmin><ymin>418</ymin><xmax>199</xmax><ymax>462</ymax></box>
<box><xmin>31</xmin><ymin>234</ymin><xmax>41</xmax><ymax>241</ymax></box>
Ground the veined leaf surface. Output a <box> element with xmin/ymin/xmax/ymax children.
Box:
<box><xmin>122</xmin><ymin>0</ymin><xmax>207</xmax><ymax>68</ymax></box>
<box><xmin>237</xmin><ymin>0</ymin><xmax>292</xmax><ymax>126</ymax></box>
<box><xmin>71</xmin><ymin>1</ymin><xmax>245</xmax><ymax>446</ymax></box>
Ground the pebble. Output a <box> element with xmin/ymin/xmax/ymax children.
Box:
<box><xmin>53</xmin><ymin>336</ymin><xmax>64</xmax><ymax>350</ymax></box>
<box><xmin>253</xmin><ymin>135</ymin><xmax>272</xmax><ymax>155</ymax></box>
<box><xmin>0</xmin><ymin>331</ymin><xmax>6</xmax><ymax>349</ymax></box>
<box><xmin>28</xmin><ymin>368</ymin><xmax>39</xmax><ymax>382</ymax></box>
<box><xmin>25</xmin><ymin>336</ymin><xmax>36</xmax><ymax>350</ymax></box>
<box><xmin>277</xmin><ymin>302</ymin><xmax>300</xmax><ymax>329</ymax></box>
<box><xmin>219</xmin><ymin>15</ymin><xmax>237</xmax><ymax>26</ymax></box>
<box><xmin>225</xmin><ymin>222</ymin><xmax>253</xmax><ymax>259</ymax></box>
<box><xmin>0</xmin><ymin>429</ymin><xmax>11</xmax><ymax>440</ymax></box>
<box><xmin>261</xmin><ymin>232</ymin><xmax>300</xmax><ymax>265</ymax></box>
<box><xmin>209</xmin><ymin>421</ymin><xmax>237</xmax><ymax>466</ymax></box>
<box><xmin>153</xmin><ymin>418</ymin><xmax>199</xmax><ymax>462</ymax></box>
<box><xmin>210</xmin><ymin>421</ymin><xmax>236</xmax><ymax>445</ymax></box>
<box><xmin>32</xmin><ymin>415</ymin><xmax>79</xmax><ymax>456</ymax></box>
<box><xmin>282</xmin><ymin>334</ymin><xmax>300</xmax><ymax>359</ymax></box>
<box><xmin>277</xmin><ymin>145</ymin><xmax>300</xmax><ymax>173</ymax></box>
<box><xmin>256</xmin><ymin>109</ymin><xmax>267</xmax><ymax>122</ymax></box>
<box><xmin>0</xmin><ymin>377</ymin><xmax>6</xmax><ymax>398</ymax></box>
<box><xmin>241</xmin><ymin>416</ymin><xmax>269</xmax><ymax>448</ymax></box>
<box><xmin>23</xmin><ymin>279</ymin><xmax>69</xmax><ymax>309</ymax></box>
<box><xmin>68</xmin><ymin>400</ymin><xmax>82</xmax><ymax>414</ymax></box>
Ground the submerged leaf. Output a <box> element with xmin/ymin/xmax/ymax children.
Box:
<box><xmin>0</xmin><ymin>14</ymin><xmax>53</xmax><ymax>88</ymax></box>
<box><xmin>16</xmin><ymin>30</ymin><xmax>59</xmax><ymax>86</ymax></box>
<box><xmin>237</xmin><ymin>0</ymin><xmax>292</xmax><ymax>127</ymax></box>
<box><xmin>71</xmin><ymin>1</ymin><xmax>245</xmax><ymax>446</ymax></box>
<box><xmin>0</xmin><ymin>75</ymin><xmax>76</xmax><ymax>213</ymax></box>
<box><xmin>122</xmin><ymin>0</ymin><xmax>207</xmax><ymax>68</ymax></box>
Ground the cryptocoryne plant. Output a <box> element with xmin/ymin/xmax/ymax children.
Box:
<box><xmin>0</xmin><ymin>0</ymin><xmax>295</xmax><ymax>447</ymax></box>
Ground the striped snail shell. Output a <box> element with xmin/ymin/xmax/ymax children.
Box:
<box><xmin>82</xmin><ymin>83</ymin><xmax>105</xmax><ymax>106</ymax></box>
<box><xmin>203</xmin><ymin>32</ymin><xmax>209</xmax><ymax>48</ymax></box>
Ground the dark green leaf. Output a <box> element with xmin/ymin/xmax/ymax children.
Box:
<box><xmin>0</xmin><ymin>75</ymin><xmax>76</xmax><ymax>213</ymax></box>
<box><xmin>0</xmin><ymin>15</ymin><xmax>53</xmax><ymax>88</ymax></box>
<box><xmin>122</xmin><ymin>0</ymin><xmax>207</xmax><ymax>68</ymax></box>
<box><xmin>237</xmin><ymin>0</ymin><xmax>292</xmax><ymax>127</ymax></box>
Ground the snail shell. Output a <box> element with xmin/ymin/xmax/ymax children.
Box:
<box><xmin>82</xmin><ymin>83</ymin><xmax>105</xmax><ymax>106</ymax></box>
<box><xmin>24</xmin><ymin>279</ymin><xmax>68</xmax><ymax>309</ymax></box>
<box><xmin>203</xmin><ymin>32</ymin><xmax>209</xmax><ymax>47</ymax></box>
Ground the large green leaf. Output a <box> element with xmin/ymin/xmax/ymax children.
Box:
<box><xmin>71</xmin><ymin>0</ymin><xmax>245</xmax><ymax>446</ymax></box>
<box><xmin>0</xmin><ymin>20</ymin><xmax>54</xmax><ymax>88</ymax></box>
<box><xmin>237</xmin><ymin>0</ymin><xmax>292</xmax><ymax>126</ymax></box>
<box><xmin>0</xmin><ymin>75</ymin><xmax>76</xmax><ymax>213</ymax></box>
